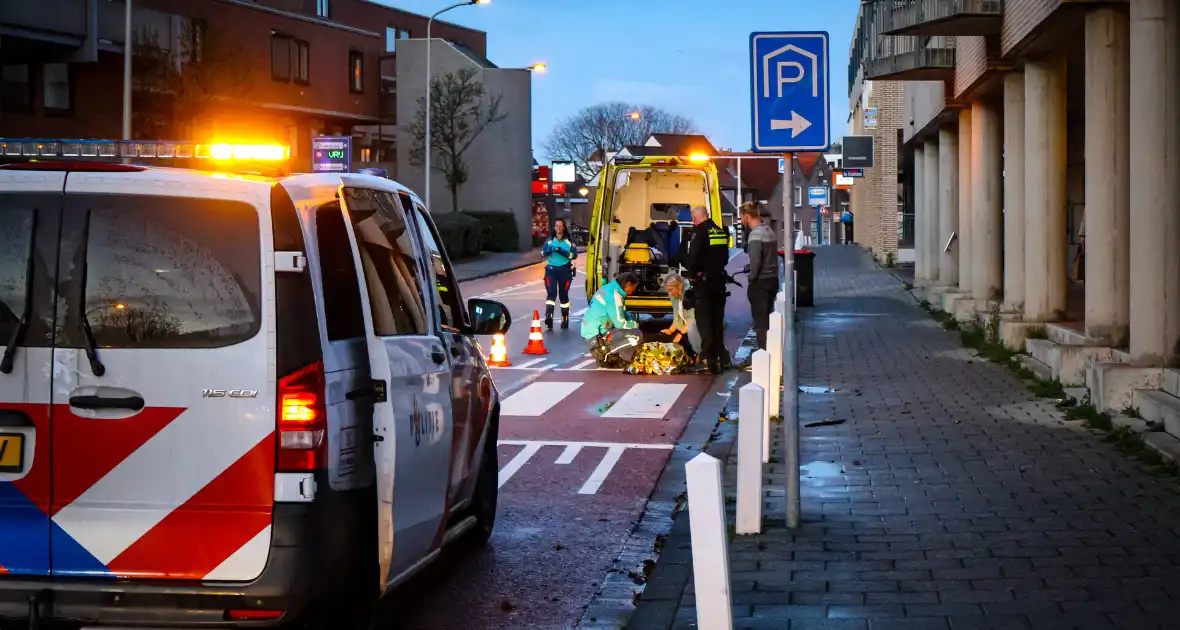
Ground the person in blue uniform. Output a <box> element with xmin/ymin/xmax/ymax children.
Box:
<box><xmin>542</xmin><ymin>219</ymin><xmax>578</xmax><ymax>330</ymax></box>
<box><xmin>581</xmin><ymin>272</ymin><xmax>641</xmax><ymax>367</ymax></box>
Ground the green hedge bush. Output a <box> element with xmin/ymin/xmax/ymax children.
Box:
<box><xmin>463</xmin><ymin>210</ymin><xmax>520</xmax><ymax>253</ymax></box>
<box><xmin>432</xmin><ymin>212</ymin><xmax>483</xmax><ymax>260</ymax></box>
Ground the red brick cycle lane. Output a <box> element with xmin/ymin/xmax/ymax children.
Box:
<box><xmin>384</xmin><ymin>369</ymin><xmax>716</xmax><ymax>630</ymax></box>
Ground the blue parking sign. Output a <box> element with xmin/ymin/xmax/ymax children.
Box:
<box><xmin>749</xmin><ymin>32</ymin><xmax>830</xmax><ymax>153</ymax></box>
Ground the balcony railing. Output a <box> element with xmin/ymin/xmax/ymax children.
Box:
<box><xmin>865</xmin><ymin>35</ymin><xmax>955</xmax><ymax>80</ymax></box>
<box><xmin>879</xmin><ymin>0</ymin><xmax>1004</xmax><ymax>37</ymax></box>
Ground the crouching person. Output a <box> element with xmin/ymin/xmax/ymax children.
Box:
<box><xmin>582</xmin><ymin>272</ymin><xmax>642</xmax><ymax>367</ymax></box>
<box><xmin>660</xmin><ymin>273</ymin><xmax>700</xmax><ymax>362</ymax></box>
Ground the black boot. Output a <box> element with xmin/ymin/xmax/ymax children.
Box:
<box><xmin>545</xmin><ymin>305</ymin><xmax>554</xmax><ymax>331</ymax></box>
<box><xmin>560</xmin><ymin>307</ymin><xmax>570</xmax><ymax>329</ymax></box>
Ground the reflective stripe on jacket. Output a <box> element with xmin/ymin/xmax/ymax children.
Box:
<box><xmin>542</xmin><ymin>238</ymin><xmax>577</xmax><ymax>267</ymax></box>
<box><xmin>580</xmin><ymin>280</ymin><xmax>637</xmax><ymax>339</ymax></box>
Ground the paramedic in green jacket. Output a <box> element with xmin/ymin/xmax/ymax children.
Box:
<box><xmin>581</xmin><ymin>272</ymin><xmax>642</xmax><ymax>367</ymax></box>
<box><xmin>542</xmin><ymin>219</ymin><xmax>578</xmax><ymax>330</ymax></box>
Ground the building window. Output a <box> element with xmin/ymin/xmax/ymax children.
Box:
<box><xmin>271</xmin><ymin>33</ymin><xmax>308</xmax><ymax>83</ymax></box>
<box><xmin>271</xmin><ymin>34</ymin><xmax>291</xmax><ymax>81</ymax></box>
<box><xmin>794</xmin><ymin>186</ymin><xmax>802</xmax><ymax>207</ymax></box>
<box><xmin>43</xmin><ymin>63</ymin><xmax>72</xmax><ymax>113</ymax></box>
<box><xmin>316</xmin><ymin>0</ymin><xmax>329</xmax><ymax>18</ymax></box>
<box><xmin>349</xmin><ymin>51</ymin><xmax>363</xmax><ymax>93</ymax></box>
<box><xmin>0</xmin><ymin>65</ymin><xmax>31</xmax><ymax>114</ymax></box>
<box><xmin>385</xmin><ymin>27</ymin><xmax>410</xmax><ymax>53</ymax></box>
<box><xmin>294</xmin><ymin>39</ymin><xmax>309</xmax><ymax>83</ymax></box>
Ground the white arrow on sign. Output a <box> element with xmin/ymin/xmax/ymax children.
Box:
<box><xmin>769</xmin><ymin>111</ymin><xmax>812</xmax><ymax>137</ymax></box>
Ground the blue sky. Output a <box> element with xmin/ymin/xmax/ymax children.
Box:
<box><xmin>380</xmin><ymin>0</ymin><xmax>860</xmax><ymax>160</ymax></box>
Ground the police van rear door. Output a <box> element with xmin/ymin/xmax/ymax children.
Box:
<box><xmin>0</xmin><ymin>171</ymin><xmax>63</xmax><ymax>576</ymax></box>
<box><xmin>48</xmin><ymin>172</ymin><xmax>276</xmax><ymax>580</ymax></box>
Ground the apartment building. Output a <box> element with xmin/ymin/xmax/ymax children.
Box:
<box><xmin>852</xmin><ymin>0</ymin><xmax>1180</xmax><ymax>454</ymax></box>
<box><xmin>847</xmin><ymin>12</ymin><xmax>905</xmax><ymax>263</ymax></box>
<box><xmin>0</xmin><ymin>0</ymin><xmax>485</xmax><ymax>173</ymax></box>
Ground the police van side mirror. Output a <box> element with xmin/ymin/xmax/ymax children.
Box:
<box><xmin>468</xmin><ymin>299</ymin><xmax>511</xmax><ymax>336</ymax></box>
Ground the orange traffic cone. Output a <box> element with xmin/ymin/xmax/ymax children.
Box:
<box><xmin>522</xmin><ymin>311</ymin><xmax>549</xmax><ymax>355</ymax></box>
<box><xmin>487</xmin><ymin>333</ymin><xmax>511</xmax><ymax>367</ymax></box>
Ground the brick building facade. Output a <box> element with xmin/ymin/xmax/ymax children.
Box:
<box><xmin>0</xmin><ymin>0</ymin><xmax>485</xmax><ymax>173</ymax></box>
<box><xmin>846</xmin><ymin>52</ymin><xmax>903</xmax><ymax>263</ymax></box>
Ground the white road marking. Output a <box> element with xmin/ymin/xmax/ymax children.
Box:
<box><xmin>555</xmin><ymin>444</ymin><xmax>582</xmax><ymax>464</ymax></box>
<box><xmin>499</xmin><ymin>440</ymin><xmax>674</xmax><ymax>450</ymax></box>
<box><xmin>500</xmin><ymin>381</ymin><xmax>583</xmax><ymax>416</ymax></box>
<box><xmin>571</xmin><ymin>359</ymin><xmax>597</xmax><ymax>370</ymax></box>
<box><xmin>579</xmin><ymin>446</ymin><xmax>627</xmax><ymax>495</ymax></box>
<box><xmin>601</xmin><ymin>383</ymin><xmax>688</xmax><ymax>419</ymax></box>
<box><xmin>498</xmin><ymin>442</ymin><xmax>542</xmax><ymax>488</ymax></box>
<box><xmin>514</xmin><ymin>358</ymin><xmax>546</xmax><ymax>369</ymax></box>
<box><xmin>495</xmin><ymin>440</ymin><xmax>674</xmax><ymax>496</ymax></box>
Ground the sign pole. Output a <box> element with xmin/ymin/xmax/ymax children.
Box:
<box><xmin>751</xmin><ymin>30</ymin><xmax>828</xmax><ymax>531</ymax></box>
<box><xmin>782</xmin><ymin>154</ymin><xmax>800</xmax><ymax>530</ymax></box>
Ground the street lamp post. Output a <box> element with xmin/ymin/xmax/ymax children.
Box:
<box><xmin>425</xmin><ymin>0</ymin><xmax>488</xmax><ymax>211</ymax></box>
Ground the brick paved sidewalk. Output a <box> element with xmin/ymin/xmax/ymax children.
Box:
<box><xmin>453</xmin><ymin>247</ymin><xmax>543</xmax><ymax>281</ymax></box>
<box><xmin>630</xmin><ymin>246</ymin><xmax>1180</xmax><ymax>630</ymax></box>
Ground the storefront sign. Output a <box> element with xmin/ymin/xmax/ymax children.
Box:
<box><xmin>312</xmin><ymin>136</ymin><xmax>351</xmax><ymax>173</ymax></box>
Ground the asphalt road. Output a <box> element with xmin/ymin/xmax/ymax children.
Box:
<box><xmin>380</xmin><ymin>254</ymin><xmax>753</xmax><ymax>630</ymax></box>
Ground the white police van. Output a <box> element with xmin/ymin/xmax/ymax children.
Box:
<box><xmin>0</xmin><ymin>139</ymin><xmax>511</xmax><ymax>627</ymax></box>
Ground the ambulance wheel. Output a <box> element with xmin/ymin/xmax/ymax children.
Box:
<box><xmin>467</xmin><ymin>435</ymin><xmax>499</xmax><ymax>547</ymax></box>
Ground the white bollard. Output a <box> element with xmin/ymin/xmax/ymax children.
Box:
<box><xmin>751</xmin><ymin>350</ymin><xmax>772</xmax><ymax>463</ymax></box>
<box><xmin>736</xmin><ymin>383</ymin><xmax>765</xmax><ymax>535</ymax></box>
<box><xmin>685</xmin><ymin>453</ymin><xmax>734</xmax><ymax>630</ymax></box>
<box><xmin>767</xmin><ymin>312</ymin><xmax>783</xmax><ymax>419</ymax></box>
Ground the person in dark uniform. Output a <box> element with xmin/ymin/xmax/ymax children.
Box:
<box><xmin>685</xmin><ymin>205</ymin><xmax>731</xmax><ymax>374</ymax></box>
<box><xmin>541</xmin><ymin>219</ymin><xmax>578</xmax><ymax>330</ymax></box>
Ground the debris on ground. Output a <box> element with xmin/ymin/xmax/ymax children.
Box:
<box><xmin>804</xmin><ymin>418</ymin><xmax>847</xmax><ymax>428</ymax></box>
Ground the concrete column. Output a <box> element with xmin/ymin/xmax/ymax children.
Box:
<box><xmin>1085</xmin><ymin>7</ymin><xmax>1131</xmax><ymax>346</ymax></box>
<box><xmin>971</xmin><ymin>99</ymin><xmax>1004</xmax><ymax>301</ymax></box>
<box><xmin>1024</xmin><ymin>56</ymin><xmax>1069</xmax><ymax>322</ymax></box>
<box><xmin>957</xmin><ymin>109</ymin><xmax>973</xmax><ymax>293</ymax></box>
<box><xmin>1002</xmin><ymin>71</ymin><xmax>1026</xmax><ymax>313</ymax></box>
<box><xmin>914</xmin><ymin>144</ymin><xmax>928</xmax><ymax>282</ymax></box>
<box><xmin>923</xmin><ymin>137</ymin><xmax>940</xmax><ymax>283</ymax></box>
<box><xmin>938</xmin><ymin>126</ymin><xmax>959</xmax><ymax>286</ymax></box>
<box><xmin>1129</xmin><ymin>0</ymin><xmax>1180</xmax><ymax>364</ymax></box>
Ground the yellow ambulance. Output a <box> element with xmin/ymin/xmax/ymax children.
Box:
<box><xmin>585</xmin><ymin>154</ymin><xmax>727</xmax><ymax>316</ymax></box>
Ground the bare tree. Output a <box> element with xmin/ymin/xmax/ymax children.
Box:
<box><xmin>543</xmin><ymin>102</ymin><xmax>697</xmax><ymax>179</ymax></box>
<box><xmin>404</xmin><ymin>68</ymin><xmax>507</xmax><ymax>213</ymax></box>
<box><xmin>132</xmin><ymin>21</ymin><xmax>257</xmax><ymax>139</ymax></box>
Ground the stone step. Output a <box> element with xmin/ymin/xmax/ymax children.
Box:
<box><xmin>1018</xmin><ymin>354</ymin><xmax>1053</xmax><ymax>381</ymax></box>
<box><xmin>1025</xmin><ymin>339</ymin><xmax>1056</xmax><ymax>370</ymax></box>
<box><xmin>1133</xmin><ymin>389</ymin><xmax>1180</xmax><ymax>439</ymax></box>
<box><xmin>1025</xmin><ymin>338</ymin><xmax>1114</xmax><ymax>387</ymax></box>
<box><xmin>1163</xmin><ymin>369</ymin><xmax>1180</xmax><ymax>399</ymax></box>
<box><xmin>1144</xmin><ymin>431</ymin><xmax>1180</xmax><ymax>464</ymax></box>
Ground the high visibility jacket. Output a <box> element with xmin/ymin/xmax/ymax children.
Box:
<box><xmin>542</xmin><ymin>237</ymin><xmax>577</xmax><ymax>267</ymax></box>
<box><xmin>686</xmin><ymin>218</ymin><xmax>730</xmax><ymax>286</ymax></box>
<box><xmin>580</xmin><ymin>280</ymin><xmax>637</xmax><ymax>339</ymax></box>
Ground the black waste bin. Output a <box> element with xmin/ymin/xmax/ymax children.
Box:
<box><xmin>794</xmin><ymin>249</ymin><xmax>815</xmax><ymax>307</ymax></box>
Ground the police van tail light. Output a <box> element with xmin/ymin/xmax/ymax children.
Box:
<box><xmin>277</xmin><ymin>360</ymin><xmax>327</xmax><ymax>472</ymax></box>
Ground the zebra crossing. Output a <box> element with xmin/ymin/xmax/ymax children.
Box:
<box><xmin>499</xmin><ymin>380</ymin><xmax>688</xmax><ymax>419</ymax></box>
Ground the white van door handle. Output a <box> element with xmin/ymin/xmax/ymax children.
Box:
<box><xmin>69</xmin><ymin>395</ymin><xmax>145</xmax><ymax>411</ymax></box>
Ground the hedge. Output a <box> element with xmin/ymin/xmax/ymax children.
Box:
<box><xmin>463</xmin><ymin>210</ymin><xmax>520</xmax><ymax>253</ymax></box>
<box><xmin>432</xmin><ymin>212</ymin><xmax>483</xmax><ymax>260</ymax></box>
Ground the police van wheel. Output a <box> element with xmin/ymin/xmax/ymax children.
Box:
<box><xmin>468</xmin><ymin>437</ymin><xmax>499</xmax><ymax>547</ymax></box>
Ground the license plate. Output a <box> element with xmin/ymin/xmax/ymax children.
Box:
<box><xmin>0</xmin><ymin>433</ymin><xmax>25</xmax><ymax>473</ymax></box>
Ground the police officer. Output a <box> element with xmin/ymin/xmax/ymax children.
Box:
<box><xmin>685</xmin><ymin>205</ymin><xmax>731</xmax><ymax>374</ymax></box>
